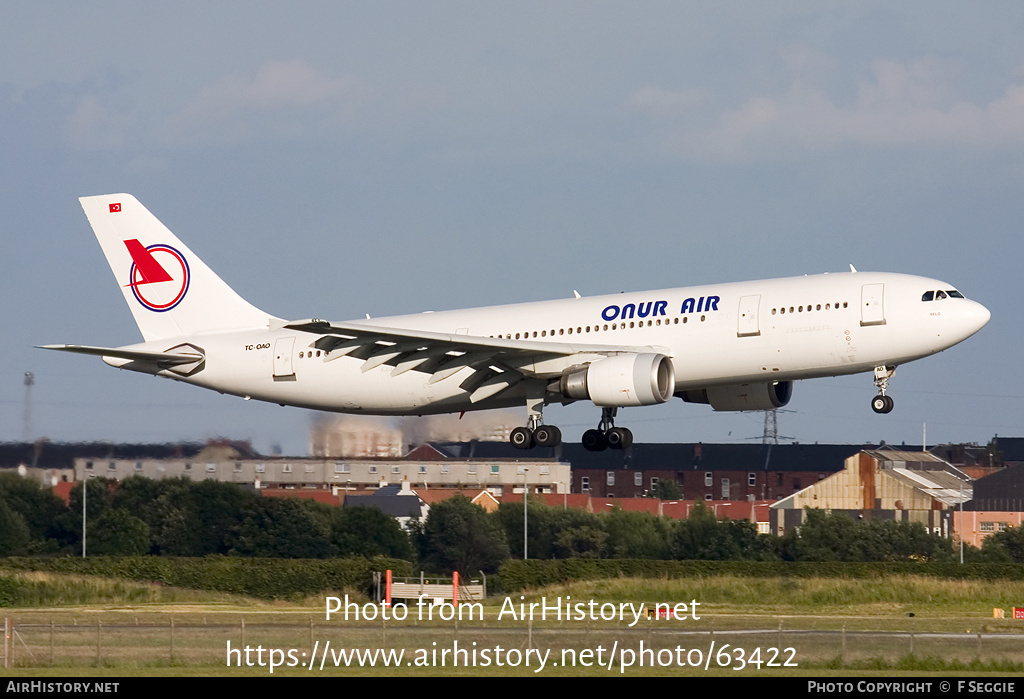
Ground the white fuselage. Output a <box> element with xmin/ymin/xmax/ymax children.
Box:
<box><xmin>111</xmin><ymin>271</ymin><xmax>990</xmax><ymax>416</ymax></box>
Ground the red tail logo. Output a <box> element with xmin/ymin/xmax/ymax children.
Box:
<box><xmin>123</xmin><ymin>239</ymin><xmax>190</xmax><ymax>312</ymax></box>
<box><xmin>124</xmin><ymin>239</ymin><xmax>173</xmax><ymax>285</ymax></box>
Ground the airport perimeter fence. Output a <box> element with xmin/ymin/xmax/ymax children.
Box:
<box><xmin>4</xmin><ymin>614</ymin><xmax>1024</xmax><ymax>672</ymax></box>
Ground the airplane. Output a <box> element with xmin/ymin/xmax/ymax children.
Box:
<box><xmin>42</xmin><ymin>194</ymin><xmax>991</xmax><ymax>451</ymax></box>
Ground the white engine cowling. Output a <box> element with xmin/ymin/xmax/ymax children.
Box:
<box><xmin>679</xmin><ymin>381</ymin><xmax>793</xmax><ymax>411</ymax></box>
<box><xmin>559</xmin><ymin>353</ymin><xmax>675</xmax><ymax>407</ymax></box>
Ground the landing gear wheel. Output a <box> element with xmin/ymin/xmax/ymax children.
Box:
<box><xmin>533</xmin><ymin>425</ymin><xmax>562</xmax><ymax>448</ymax></box>
<box><xmin>510</xmin><ymin>426</ymin><xmax>534</xmax><ymax>449</ymax></box>
<box><xmin>871</xmin><ymin>395</ymin><xmax>894</xmax><ymax>414</ymax></box>
<box><xmin>582</xmin><ymin>429</ymin><xmax>608</xmax><ymax>452</ymax></box>
<box><xmin>606</xmin><ymin>427</ymin><xmax>633</xmax><ymax>450</ymax></box>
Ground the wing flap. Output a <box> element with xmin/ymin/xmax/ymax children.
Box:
<box><xmin>285</xmin><ymin>318</ymin><xmax>671</xmax><ymax>380</ymax></box>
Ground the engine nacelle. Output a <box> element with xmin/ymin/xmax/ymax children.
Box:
<box><xmin>559</xmin><ymin>353</ymin><xmax>675</xmax><ymax>407</ymax></box>
<box><xmin>679</xmin><ymin>381</ymin><xmax>793</xmax><ymax>411</ymax></box>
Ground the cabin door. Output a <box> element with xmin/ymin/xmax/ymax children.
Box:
<box><xmin>860</xmin><ymin>284</ymin><xmax>886</xmax><ymax>326</ymax></box>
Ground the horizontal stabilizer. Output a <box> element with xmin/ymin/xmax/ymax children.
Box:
<box><xmin>38</xmin><ymin>344</ymin><xmax>203</xmax><ymax>365</ymax></box>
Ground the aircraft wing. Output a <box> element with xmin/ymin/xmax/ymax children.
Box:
<box><xmin>282</xmin><ymin>318</ymin><xmax>671</xmax><ymax>402</ymax></box>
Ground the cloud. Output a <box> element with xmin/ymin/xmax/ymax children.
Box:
<box><xmin>628</xmin><ymin>85</ymin><xmax>708</xmax><ymax>119</ymax></box>
<box><xmin>631</xmin><ymin>56</ymin><xmax>1024</xmax><ymax>160</ymax></box>
<box><xmin>163</xmin><ymin>60</ymin><xmax>362</xmax><ymax>143</ymax></box>
<box><xmin>64</xmin><ymin>94</ymin><xmax>134</xmax><ymax>150</ymax></box>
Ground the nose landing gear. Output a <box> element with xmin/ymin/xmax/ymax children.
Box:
<box><xmin>871</xmin><ymin>365</ymin><xmax>896</xmax><ymax>414</ymax></box>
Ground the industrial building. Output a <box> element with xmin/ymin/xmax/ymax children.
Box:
<box><xmin>769</xmin><ymin>449</ymin><xmax>972</xmax><ymax>537</ymax></box>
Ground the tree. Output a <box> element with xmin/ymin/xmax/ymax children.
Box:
<box><xmin>852</xmin><ymin>518</ymin><xmax>950</xmax><ymax>562</ymax></box>
<box><xmin>0</xmin><ymin>498</ymin><xmax>31</xmax><ymax>556</ymax></box>
<box><xmin>671</xmin><ymin>501</ymin><xmax>774</xmax><ymax>560</ymax></box>
<box><xmin>417</xmin><ymin>496</ymin><xmax>509</xmax><ymax>574</ymax></box>
<box><xmin>88</xmin><ymin>508</ymin><xmax>150</xmax><ymax>556</ymax></box>
<box><xmin>494</xmin><ymin>497</ymin><xmax>561</xmax><ymax>560</ymax></box>
<box><xmin>113</xmin><ymin>477</ymin><xmax>258</xmax><ymax>556</ymax></box>
<box><xmin>57</xmin><ymin>479</ymin><xmax>117</xmax><ymax>553</ymax></box>
<box><xmin>781</xmin><ymin>508</ymin><xmax>860</xmax><ymax>561</ymax></box>
<box><xmin>981</xmin><ymin>525</ymin><xmax>1024</xmax><ymax>563</ymax></box>
<box><xmin>0</xmin><ymin>472</ymin><xmax>65</xmax><ymax>547</ymax></box>
<box><xmin>331</xmin><ymin>506</ymin><xmax>414</xmax><ymax>559</ymax></box>
<box><xmin>189</xmin><ymin>480</ymin><xmax>259</xmax><ymax>555</ymax></box>
<box><xmin>649</xmin><ymin>479</ymin><xmax>682</xmax><ymax>500</ymax></box>
<box><xmin>229</xmin><ymin>498</ymin><xmax>333</xmax><ymax>559</ymax></box>
<box><xmin>554</xmin><ymin>526</ymin><xmax>606</xmax><ymax>558</ymax></box>
<box><xmin>781</xmin><ymin>508</ymin><xmax>951</xmax><ymax>562</ymax></box>
<box><xmin>602</xmin><ymin>508</ymin><xmax>672</xmax><ymax>559</ymax></box>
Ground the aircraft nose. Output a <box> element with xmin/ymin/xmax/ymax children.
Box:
<box><xmin>962</xmin><ymin>299</ymin><xmax>991</xmax><ymax>337</ymax></box>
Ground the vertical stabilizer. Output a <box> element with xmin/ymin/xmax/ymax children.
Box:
<box><xmin>79</xmin><ymin>194</ymin><xmax>275</xmax><ymax>341</ymax></box>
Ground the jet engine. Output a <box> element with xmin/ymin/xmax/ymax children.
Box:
<box><xmin>678</xmin><ymin>381</ymin><xmax>793</xmax><ymax>411</ymax></box>
<box><xmin>558</xmin><ymin>353</ymin><xmax>675</xmax><ymax>407</ymax></box>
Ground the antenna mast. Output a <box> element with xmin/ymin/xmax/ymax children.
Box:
<box><xmin>22</xmin><ymin>372</ymin><xmax>34</xmax><ymax>442</ymax></box>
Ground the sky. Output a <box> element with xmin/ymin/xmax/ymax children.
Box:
<box><xmin>1</xmin><ymin>2</ymin><xmax>1021</xmax><ymax>456</ymax></box>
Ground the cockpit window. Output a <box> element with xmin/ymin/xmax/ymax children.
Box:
<box><xmin>923</xmin><ymin>289</ymin><xmax>965</xmax><ymax>302</ymax></box>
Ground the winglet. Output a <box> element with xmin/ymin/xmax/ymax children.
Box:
<box><xmin>849</xmin><ymin>264</ymin><xmax>858</xmax><ymax>273</ymax></box>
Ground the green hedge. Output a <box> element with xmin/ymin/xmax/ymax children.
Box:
<box><xmin>0</xmin><ymin>575</ymin><xmax>17</xmax><ymax>606</ymax></box>
<box><xmin>0</xmin><ymin>555</ymin><xmax>414</xmax><ymax>601</ymax></box>
<box><xmin>498</xmin><ymin>559</ymin><xmax>1024</xmax><ymax>591</ymax></box>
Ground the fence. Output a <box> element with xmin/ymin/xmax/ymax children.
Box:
<box><xmin>5</xmin><ymin>614</ymin><xmax>1024</xmax><ymax>672</ymax></box>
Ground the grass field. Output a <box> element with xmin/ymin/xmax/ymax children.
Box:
<box><xmin>2</xmin><ymin>569</ymin><xmax>1024</xmax><ymax>677</ymax></box>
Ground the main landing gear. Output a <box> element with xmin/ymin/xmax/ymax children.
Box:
<box><xmin>582</xmin><ymin>407</ymin><xmax>633</xmax><ymax>452</ymax></box>
<box><xmin>510</xmin><ymin>392</ymin><xmax>562</xmax><ymax>449</ymax></box>
<box><xmin>508</xmin><ymin>401</ymin><xmax>634</xmax><ymax>451</ymax></box>
<box><xmin>510</xmin><ymin>422</ymin><xmax>562</xmax><ymax>449</ymax></box>
<box><xmin>871</xmin><ymin>365</ymin><xmax>896</xmax><ymax>414</ymax></box>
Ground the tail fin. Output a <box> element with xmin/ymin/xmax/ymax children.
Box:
<box><xmin>80</xmin><ymin>194</ymin><xmax>275</xmax><ymax>341</ymax></box>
